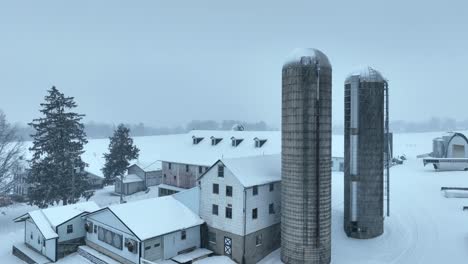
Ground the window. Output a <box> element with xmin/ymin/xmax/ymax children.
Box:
<box><xmin>168</xmin><ymin>163</ymin><xmax>172</xmax><ymax>170</ymax></box>
<box><xmin>218</xmin><ymin>165</ymin><xmax>224</xmax><ymax>177</ymax></box>
<box><xmin>94</xmin><ymin>225</ymin><xmax>97</xmax><ymax>233</ymax></box>
<box><xmin>231</xmin><ymin>138</ymin><xmax>244</xmax><ymax>147</ymax></box>
<box><xmin>225</xmin><ymin>207</ymin><xmax>232</xmax><ymax>219</ymax></box>
<box><xmin>38</xmin><ymin>237</ymin><xmax>40</xmax><ymax>244</ymax></box>
<box><xmin>252</xmin><ymin>208</ymin><xmax>258</xmax><ymax>219</ymax></box>
<box><xmin>192</xmin><ymin>137</ymin><xmax>204</xmax><ymax>144</ymax></box>
<box><xmin>213</xmin><ymin>184</ymin><xmax>219</xmax><ymax>194</ymax></box>
<box><xmin>269</xmin><ymin>203</ymin><xmax>275</xmax><ymax>214</ymax></box>
<box><xmin>30</xmin><ymin>232</ymin><xmax>33</xmax><ymax>240</ymax></box>
<box><xmin>164</xmin><ymin>174</ymin><xmax>166</xmax><ymax>179</ymax></box>
<box><xmin>212</xmin><ymin>204</ymin><xmax>218</xmax><ymax>215</ymax></box>
<box><xmin>174</xmin><ymin>175</ymin><xmax>177</xmax><ymax>181</ymax></box>
<box><xmin>256</xmin><ymin>234</ymin><xmax>263</xmax><ymax>246</ymax></box>
<box><xmin>269</xmin><ymin>183</ymin><xmax>274</xmax><ymax>192</ymax></box>
<box><xmin>186</xmin><ymin>164</ymin><xmax>189</xmax><ymax>172</ymax></box>
<box><xmin>199</xmin><ymin>166</ymin><xmax>203</xmax><ymax>174</ymax></box>
<box><xmin>67</xmin><ymin>224</ymin><xmax>73</xmax><ymax>234</ymax></box>
<box><xmin>226</xmin><ymin>186</ymin><xmax>233</xmax><ymax>197</ymax></box>
<box><xmin>253</xmin><ymin>186</ymin><xmax>258</xmax><ymax>196</ymax></box>
<box><xmin>145</xmin><ymin>246</ymin><xmax>151</xmax><ymax>250</ymax></box>
<box><xmin>154</xmin><ymin>243</ymin><xmax>160</xmax><ymax>247</ymax></box>
<box><xmin>181</xmin><ymin>230</ymin><xmax>186</xmax><ymax>240</ymax></box>
<box><xmin>43</xmin><ymin>240</ymin><xmax>46</xmax><ymax>247</ymax></box>
<box><xmin>211</xmin><ymin>138</ymin><xmax>222</xmax><ymax>146</ymax></box>
<box><xmin>208</xmin><ymin>231</ymin><xmax>216</xmax><ymax>244</ymax></box>
<box><xmin>98</xmin><ymin>226</ymin><xmax>123</xmax><ymax>250</ymax></box>
<box><xmin>254</xmin><ymin>138</ymin><xmax>267</xmax><ymax>148</ymax></box>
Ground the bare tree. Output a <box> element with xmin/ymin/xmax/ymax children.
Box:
<box><xmin>0</xmin><ymin>110</ymin><xmax>23</xmax><ymax>194</ymax></box>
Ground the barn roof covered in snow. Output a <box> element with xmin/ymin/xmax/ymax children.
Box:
<box><xmin>95</xmin><ymin>196</ymin><xmax>204</xmax><ymax>241</ymax></box>
<box><xmin>130</xmin><ymin>160</ymin><xmax>162</xmax><ymax>171</ymax></box>
<box><xmin>14</xmin><ymin>201</ymin><xmax>99</xmax><ymax>240</ymax></box>
<box><xmin>200</xmin><ymin>154</ymin><xmax>281</xmax><ymax>188</ymax></box>
<box><xmin>121</xmin><ymin>174</ymin><xmax>144</xmax><ymax>183</ymax></box>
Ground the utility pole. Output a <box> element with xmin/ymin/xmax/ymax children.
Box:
<box><xmin>120</xmin><ymin>173</ymin><xmax>124</xmax><ymax>204</ymax></box>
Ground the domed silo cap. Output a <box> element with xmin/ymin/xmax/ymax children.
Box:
<box><xmin>283</xmin><ymin>48</ymin><xmax>331</xmax><ymax>69</ymax></box>
<box><xmin>345</xmin><ymin>66</ymin><xmax>386</xmax><ymax>84</ymax></box>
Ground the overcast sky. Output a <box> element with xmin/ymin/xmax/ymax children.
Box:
<box><xmin>0</xmin><ymin>0</ymin><xmax>467</xmax><ymax>127</ymax></box>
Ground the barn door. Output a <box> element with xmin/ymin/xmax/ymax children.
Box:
<box><xmin>452</xmin><ymin>145</ymin><xmax>465</xmax><ymax>158</ymax></box>
<box><xmin>224</xmin><ymin>236</ymin><xmax>232</xmax><ymax>256</ymax></box>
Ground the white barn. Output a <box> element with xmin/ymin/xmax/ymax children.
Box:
<box><xmin>13</xmin><ymin>201</ymin><xmax>99</xmax><ymax>262</ymax></box>
<box><xmin>82</xmin><ymin>196</ymin><xmax>204</xmax><ymax>264</ymax></box>
<box><xmin>424</xmin><ymin>132</ymin><xmax>468</xmax><ymax>171</ymax></box>
<box><xmin>198</xmin><ymin>154</ymin><xmax>281</xmax><ymax>264</ymax></box>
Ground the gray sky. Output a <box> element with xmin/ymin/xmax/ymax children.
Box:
<box><xmin>0</xmin><ymin>0</ymin><xmax>467</xmax><ymax>127</ymax></box>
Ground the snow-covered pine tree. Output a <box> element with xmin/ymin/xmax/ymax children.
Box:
<box><xmin>28</xmin><ymin>87</ymin><xmax>92</xmax><ymax>207</ymax></box>
<box><xmin>102</xmin><ymin>124</ymin><xmax>139</xmax><ymax>185</ymax></box>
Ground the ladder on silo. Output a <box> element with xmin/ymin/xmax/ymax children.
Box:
<box><xmin>383</xmin><ymin>81</ymin><xmax>390</xmax><ymax>217</ymax></box>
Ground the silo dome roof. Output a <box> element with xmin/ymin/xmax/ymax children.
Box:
<box><xmin>283</xmin><ymin>48</ymin><xmax>331</xmax><ymax>68</ymax></box>
<box><xmin>345</xmin><ymin>66</ymin><xmax>385</xmax><ymax>84</ymax></box>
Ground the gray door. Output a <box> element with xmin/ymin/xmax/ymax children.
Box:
<box><xmin>144</xmin><ymin>237</ymin><xmax>163</xmax><ymax>261</ymax></box>
<box><xmin>224</xmin><ymin>236</ymin><xmax>232</xmax><ymax>256</ymax></box>
<box><xmin>452</xmin><ymin>145</ymin><xmax>465</xmax><ymax>158</ymax></box>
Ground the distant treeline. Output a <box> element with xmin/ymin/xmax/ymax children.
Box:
<box><xmin>15</xmin><ymin>120</ymin><xmax>277</xmax><ymax>140</ymax></box>
<box><xmin>333</xmin><ymin>117</ymin><xmax>468</xmax><ymax>134</ymax></box>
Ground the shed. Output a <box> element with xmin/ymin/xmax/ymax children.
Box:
<box><xmin>432</xmin><ymin>132</ymin><xmax>468</xmax><ymax>158</ymax></box>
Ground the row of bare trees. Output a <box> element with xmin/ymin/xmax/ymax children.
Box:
<box><xmin>0</xmin><ymin>110</ymin><xmax>23</xmax><ymax>195</ymax></box>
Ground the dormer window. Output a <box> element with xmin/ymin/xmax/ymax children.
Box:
<box><xmin>192</xmin><ymin>136</ymin><xmax>204</xmax><ymax>145</ymax></box>
<box><xmin>254</xmin><ymin>138</ymin><xmax>267</xmax><ymax>148</ymax></box>
<box><xmin>210</xmin><ymin>136</ymin><xmax>223</xmax><ymax>146</ymax></box>
<box><xmin>231</xmin><ymin>137</ymin><xmax>244</xmax><ymax>147</ymax></box>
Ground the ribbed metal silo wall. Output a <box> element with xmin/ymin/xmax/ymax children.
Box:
<box><xmin>281</xmin><ymin>58</ymin><xmax>332</xmax><ymax>263</ymax></box>
<box><xmin>344</xmin><ymin>78</ymin><xmax>385</xmax><ymax>239</ymax></box>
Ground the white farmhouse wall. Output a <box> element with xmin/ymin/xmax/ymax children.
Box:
<box><xmin>45</xmin><ymin>239</ymin><xmax>56</xmax><ymax>261</ymax></box>
<box><xmin>25</xmin><ymin>219</ymin><xmax>44</xmax><ymax>253</ymax></box>
<box><xmin>199</xmin><ymin>162</ymin><xmax>245</xmax><ymax>236</ymax></box>
<box><xmin>86</xmin><ymin>211</ymin><xmax>140</xmax><ymax>264</ymax></box>
<box><xmin>57</xmin><ymin>215</ymin><xmax>86</xmax><ymax>242</ymax></box>
<box><xmin>162</xmin><ymin>226</ymin><xmax>200</xmax><ymax>259</ymax></box>
<box><xmin>245</xmin><ymin>182</ymin><xmax>281</xmax><ymax>235</ymax></box>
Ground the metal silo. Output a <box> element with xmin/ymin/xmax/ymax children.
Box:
<box><xmin>281</xmin><ymin>48</ymin><xmax>332</xmax><ymax>264</ymax></box>
<box><xmin>343</xmin><ymin>67</ymin><xmax>387</xmax><ymax>239</ymax></box>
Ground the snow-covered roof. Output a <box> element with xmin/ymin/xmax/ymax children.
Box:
<box><xmin>105</xmin><ymin>196</ymin><xmax>204</xmax><ymax>241</ymax></box>
<box><xmin>160</xmin><ymin>130</ymin><xmax>281</xmax><ymax>166</ymax></box>
<box><xmin>14</xmin><ymin>201</ymin><xmax>99</xmax><ymax>240</ymax></box>
<box><xmin>131</xmin><ymin>160</ymin><xmax>162</xmax><ymax>171</ymax></box>
<box><xmin>158</xmin><ymin>184</ymin><xmax>186</xmax><ymax>192</ymax></box>
<box><xmin>121</xmin><ymin>174</ymin><xmax>144</xmax><ymax>183</ymax></box>
<box><xmin>218</xmin><ymin>154</ymin><xmax>281</xmax><ymax>188</ymax></box>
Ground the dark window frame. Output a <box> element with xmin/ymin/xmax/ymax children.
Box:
<box><xmin>181</xmin><ymin>230</ymin><xmax>187</xmax><ymax>240</ymax></box>
<box><xmin>226</xmin><ymin>186</ymin><xmax>233</xmax><ymax>197</ymax></box>
<box><xmin>269</xmin><ymin>183</ymin><xmax>274</xmax><ymax>192</ymax></box>
<box><xmin>218</xmin><ymin>165</ymin><xmax>224</xmax><ymax>177</ymax></box>
<box><xmin>225</xmin><ymin>207</ymin><xmax>232</xmax><ymax>219</ymax></box>
<box><xmin>213</xmin><ymin>183</ymin><xmax>219</xmax><ymax>194</ymax></box>
<box><xmin>252</xmin><ymin>208</ymin><xmax>258</xmax><ymax>219</ymax></box>
<box><xmin>67</xmin><ymin>224</ymin><xmax>73</xmax><ymax>234</ymax></box>
<box><xmin>253</xmin><ymin>186</ymin><xmax>258</xmax><ymax>196</ymax></box>
<box><xmin>269</xmin><ymin>203</ymin><xmax>275</xmax><ymax>214</ymax></box>
<box><xmin>212</xmin><ymin>204</ymin><xmax>219</xmax><ymax>215</ymax></box>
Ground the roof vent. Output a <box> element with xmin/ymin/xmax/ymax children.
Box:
<box><xmin>210</xmin><ymin>136</ymin><xmax>223</xmax><ymax>146</ymax></box>
<box><xmin>254</xmin><ymin>138</ymin><xmax>267</xmax><ymax>148</ymax></box>
<box><xmin>231</xmin><ymin>137</ymin><xmax>244</xmax><ymax>147</ymax></box>
<box><xmin>192</xmin><ymin>136</ymin><xmax>204</xmax><ymax>145</ymax></box>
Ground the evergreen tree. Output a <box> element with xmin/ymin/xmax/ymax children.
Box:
<box><xmin>102</xmin><ymin>124</ymin><xmax>139</xmax><ymax>185</ymax></box>
<box><xmin>28</xmin><ymin>87</ymin><xmax>92</xmax><ymax>207</ymax></box>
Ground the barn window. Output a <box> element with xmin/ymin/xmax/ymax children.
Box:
<box><xmin>199</xmin><ymin>166</ymin><xmax>203</xmax><ymax>173</ymax></box>
<box><xmin>181</xmin><ymin>230</ymin><xmax>187</xmax><ymax>240</ymax></box>
<box><xmin>256</xmin><ymin>234</ymin><xmax>263</xmax><ymax>246</ymax></box>
<box><xmin>218</xmin><ymin>165</ymin><xmax>224</xmax><ymax>177</ymax></box>
<box><xmin>154</xmin><ymin>243</ymin><xmax>160</xmax><ymax>247</ymax></box>
<box><xmin>213</xmin><ymin>184</ymin><xmax>219</xmax><ymax>194</ymax></box>
<box><xmin>211</xmin><ymin>137</ymin><xmax>222</xmax><ymax>146</ymax></box>
<box><xmin>253</xmin><ymin>186</ymin><xmax>258</xmax><ymax>196</ymax></box>
<box><xmin>212</xmin><ymin>204</ymin><xmax>218</xmax><ymax>215</ymax></box>
<box><xmin>30</xmin><ymin>232</ymin><xmax>33</xmax><ymax>240</ymax></box>
<box><xmin>225</xmin><ymin>207</ymin><xmax>232</xmax><ymax>219</ymax></box>
<box><xmin>254</xmin><ymin>138</ymin><xmax>267</xmax><ymax>148</ymax></box>
<box><xmin>226</xmin><ymin>186</ymin><xmax>233</xmax><ymax>197</ymax></box>
<box><xmin>252</xmin><ymin>208</ymin><xmax>258</xmax><ymax>219</ymax></box>
<box><xmin>67</xmin><ymin>224</ymin><xmax>73</xmax><ymax>234</ymax></box>
<box><xmin>186</xmin><ymin>164</ymin><xmax>189</xmax><ymax>172</ymax></box>
<box><xmin>43</xmin><ymin>240</ymin><xmax>46</xmax><ymax>247</ymax></box>
<box><xmin>168</xmin><ymin>163</ymin><xmax>172</xmax><ymax>170</ymax></box>
<box><xmin>145</xmin><ymin>246</ymin><xmax>151</xmax><ymax>250</ymax></box>
<box><xmin>269</xmin><ymin>203</ymin><xmax>275</xmax><ymax>214</ymax></box>
<box><xmin>94</xmin><ymin>225</ymin><xmax>97</xmax><ymax>233</ymax></box>
<box><xmin>38</xmin><ymin>237</ymin><xmax>40</xmax><ymax>244</ymax></box>
<box><xmin>269</xmin><ymin>183</ymin><xmax>274</xmax><ymax>192</ymax></box>
<box><xmin>231</xmin><ymin>137</ymin><xmax>244</xmax><ymax>147</ymax></box>
<box><xmin>192</xmin><ymin>136</ymin><xmax>204</xmax><ymax>145</ymax></box>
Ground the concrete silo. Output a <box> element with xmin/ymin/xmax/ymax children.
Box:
<box><xmin>343</xmin><ymin>67</ymin><xmax>387</xmax><ymax>239</ymax></box>
<box><xmin>281</xmin><ymin>48</ymin><xmax>332</xmax><ymax>264</ymax></box>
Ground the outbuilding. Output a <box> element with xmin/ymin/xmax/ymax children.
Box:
<box><xmin>13</xmin><ymin>201</ymin><xmax>99</xmax><ymax>262</ymax></box>
<box><xmin>82</xmin><ymin>196</ymin><xmax>205</xmax><ymax>264</ymax></box>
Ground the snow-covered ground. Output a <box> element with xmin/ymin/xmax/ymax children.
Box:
<box><xmin>2</xmin><ymin>130</ymin><xmax>468</xmax><ymax>263</ymax></box>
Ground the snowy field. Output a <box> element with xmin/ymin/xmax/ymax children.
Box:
<box><xmin>2</xmin><ymin>131</ymin><xmax>468</xmax><ymax>263</ymax></box>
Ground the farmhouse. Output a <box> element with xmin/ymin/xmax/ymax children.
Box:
<box><xmin>82</xmin><ymin>196</ymin><xmax>204</xmax><ymax>264</ymax></box>
<box><xmin>12</xmin><ymin>201</ymin><xmax>99</xmax><ymax>263</ymax></box>
<box><xmin>198</xmin><ymin>154</ymin><xmax>281</xmax><ymax>264</ymax></box>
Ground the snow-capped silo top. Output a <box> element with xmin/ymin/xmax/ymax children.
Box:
<box><xmin>283</xmin><ymin>48</ymin><xmax>331</xmax><ymax>69</ymax></box>
<box><xmin>345</xmin><ymin>66</ymin><xmax>385</xmax><ymax>84</ymax></box>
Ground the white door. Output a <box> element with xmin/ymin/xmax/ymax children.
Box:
<box><xmin>144</xmin><ymin>237</ymin><xmax>163</xmax><ymax>261</ymax></box>
<box><xmin>452</xmin><ymin>145</ymin><xmax>465</xmax><ymax>158</ymax></box>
